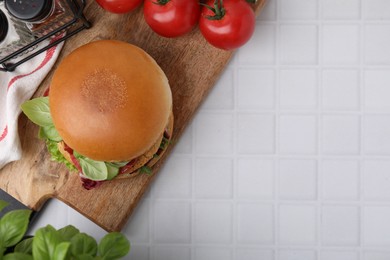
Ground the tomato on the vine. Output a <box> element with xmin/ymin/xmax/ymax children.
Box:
<box><xmin>199</xmin><ymin>0</ymin><xmax>256</xmax><ymax>50</ymax></box>
<box><xmin>95</xmin><ymin>0</ymin><xmax>143</xmax><ymax>14</ymax></box>
<box><xmin>143</xmin><ymin>0</ymin><xmax>201</xmax><ymax>38</ymax></box>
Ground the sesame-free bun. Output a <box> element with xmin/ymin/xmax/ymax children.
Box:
<box><xmin>50</xmin><ymin>40</ymin><xmax>172</xmax><ymax>162</ymax></box>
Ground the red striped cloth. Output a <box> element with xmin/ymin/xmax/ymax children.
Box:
<box><xmin>0</xmin><ymin>38</ymin><xmax>64</xmax><ymax>169</ymax></box>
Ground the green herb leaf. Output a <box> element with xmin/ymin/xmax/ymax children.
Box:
<box><xmin>32</xmin><ymin>225</ymin><xmax>62</xmax><ymax>260</ymax></box>
<box><xmin>0</xmin><ymin>200</ymin><xmax>8</xmax><ymax>213</ymax></box>
<box><xmin>70</xmin><ymin>233</ymin><xmax>97</xmax><ymax>257</ymax></box>
<box><xmin>20</xmin><ymin>97</ymin><xmax>53</xmax><ymax>127</ymax></box>
<box><xmin>105</xmin><ymin>163</ymin><xmax>119</xmax><ymax>180</ymax></box>
<box><xmin>76</xmin><ymin>155</ymin><xmax>108</xmax><ymax>181</ymax></box>
<box><xmin>53</xmin><ymin>242</ymin><xmax>71</xmax><ymax>260</ymax></box>
<box><xmin>39</xmin><ymin>126</ymin><xmax>62</xmax><ymax>142</ymax></box>
<box><xmin>46</xmin><ymin>140</ymin><xmax>77</xmax><ymax>172</ymax></box>
<box><xmin>3</xmin><ymin>252</ymin><xmax>33</xmax><ymax>260</ymax></box>
<box><xmin>98</xmin><ymin>232</ymin><xmax>130</xmax><ymax>260</ymax></box>
<box><xmin>58</xmin><ymin>226</ymin><xmax>80</xmax><ymax>241</ymax></box>
<box><xmin>14</xmin><ymin>237</ymin><xmax>33</xmax><ymax>254</ymax></box>
<box><xmin>73</xmin><ymin>254</ymin><xmax>95</xmax><ymax>260</ymax></box>
<box><xmin>0</xmin><ymin>209</ymin><xmax>31</xmax><ymax>247</ymax></box>
<box><xmin>140</xmin><ymin>166</ymin><xmax>152</xmax><ymax>175</ymax></box>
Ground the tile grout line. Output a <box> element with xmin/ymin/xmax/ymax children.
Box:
<box><xmin>359</xmin><ymin>0</ymin><xmax>365</xmax><ymax>257</ymax></box>
<box><xmin>317</xmin><ymin>0</ymin><xmax>323</xmax><ymax>256</ymax></box>
<box><xmin>274</xmin><ymin>0</ymin><xmax>280</xmax><ymax>256</ymax></box>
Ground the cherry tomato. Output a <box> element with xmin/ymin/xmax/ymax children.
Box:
<box><xmin>95</xmin><ymin>0</ymin><xmax>143</xmax><ymax>14</ymax></box>
<box><xmin>143</xmin><ymin>0</ymin><xmax>201</xmax><ymax>38</ymax></box>
<box><xmin>199</xmin><ymin>0</ymin><xmax>256</xmax><ymax>50</ymax></box>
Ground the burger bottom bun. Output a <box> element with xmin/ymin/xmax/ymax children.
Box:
<box><xmin>57</xmin><ymin>112</ymin><xmax>174</xmax><ymax>180</ymax></box>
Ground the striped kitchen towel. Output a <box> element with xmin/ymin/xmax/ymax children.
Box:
<box><xmin>0</xmin><ymin>39</ymin><xmax>64</xmax><ymax>169</ymax></box>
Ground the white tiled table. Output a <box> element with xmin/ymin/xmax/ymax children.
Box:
<box><xmin>30</xmin><ymin>1</ymin><xmax>390</xmax><ymax>259</ymax></box>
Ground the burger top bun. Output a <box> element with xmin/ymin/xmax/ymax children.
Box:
<box><xmin>50</xmin><ymin>40</ymin><xmax>172</xmax><ymax>162</ymax></box>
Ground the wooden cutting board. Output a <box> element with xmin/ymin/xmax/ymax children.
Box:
<box><xmin>0</xmin><ymin>0</ymin><xmax>266</xmax><ymax>232</ymax></box>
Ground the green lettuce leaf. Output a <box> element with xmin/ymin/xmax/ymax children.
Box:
<box><xmin>46</xmin><ymin>140</ymin><xmax>77</xmax><ymax>172</ymax></box>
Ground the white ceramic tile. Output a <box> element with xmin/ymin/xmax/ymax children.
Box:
<box><xmin>364</xmin><ymin>25</ymin><xmax>390</xmax><ymax>64</ymax></box>
<box><xmin>237</xmin><ymin>158</ymin><xmax>274</xmax><ymax>200</ymax></box>
<box><xmin>152</xmin><ymin>156</ymin><xmax>192</xmax><ymax>199</ymax></box>
<box><xmin>322</xmin><ymin>0</ymin><xmax>360</xmax><ymax>19</ymax></box>
<box><xmin>278</xmin><ymin>204</ymin><xmax>317</xmax><ymax>245</ymax></box>
<box><xmin>172</xmin><ymin>123</ymin><xmax>192</xmax><ymax>154</ymax></box>
<box><xmin>235</xmin><ymin>248</ymin><xmax>274</xmax><ymax>260</ymax></box>
<box><xmin>362</xmin><ymin>160</ymin><xmax>390</xmax><ymax>200</ymax></box>
<box><xmin>278</xmin><ymin>249</ymin><xmax>317</xmax><ymax>260</ymax></box>
<box><xmin>238</xmin><ymin>114</ymin><xmax>275</xmax><ymax>154</ymax></box>
<box><xmin>363</xmin><ymin>206</ymin><xmax>390</xmax><ymax>246</ymax></box>
<box><xmin>280</xmin><ymin>25</ymin><xmax>318</xmax><ymax>65</ymax></box>
<box><xmin>322</xmin><ymin>25</ymin><xmax>360</xmax><ymax>65</ymax></box>
<box><xmin>194</xmin><ymin>247</ymin><xmax>232</xmax><ymax>260</ymax></box>
<box><xmin>320</xmin><ymin>251</ymin><xmax>359</xmax><ymax>260</ymax></box>
<box><xmin>28</xmin><ymin>199</ymin><xmax>69</xmax><ymax>234</ymax></box>
<box><xmin>195</xmin><ymin>157</ymin><xmax>233</xmax><ymax>199</ymax></box>
<box><xmin>321</xmin><ymin>160</ymin><xmax>360</xmax><ymax>200</ymax></box>
<box><xmin>258</xmin><ymin>0</ymin><xmax>276</xmax><ymax>21</ymax></box>
<box><xmin>202</xmin><ymin>68</ymin><xmax>234</xmax><ymax>110</ymax></box>
<box><xmin>153</xmin><ymin>201</ymin><xmax>191</xmax><ymax>243</ymax></box>
<box><xmin>279</xmin><ymin>115</ymin><xmax>317</xmax><ymax>154</ymax></box>
<box><xmin>237</xmin><ymin>203</ymin><xmax>274</xmax><ymax>244</ymax></box>
<box><xmin>280</xmin><ymin>69</ymin><xmax>317</xmax><ymax>109</ymax></box>
<box><xmin>363</xmin><ymin>115</ymin><xmax>390</xmax><ymax>154</ymax></box>
<box><xmin>151</xmin><ymin>246</ymin><xmax>191</xmax><ymax>260</ymax></box>
<box><xmin>194</xmin><ymin>202</ymin><xmax>232</xmax><ymax>244</ymax></box>
<box><xmin>362</xmin><ymin>251</ymin><xmax>390</xmax><ymax>260</ymax></box>
<box><xmin>363</xmin><ymin>0</ymin><xmax>390</xmax><ymax>19</ymax></box>
<box><xmin>321</xmin><ymin>205</ymin><xmax>360</xmax><ymax>246</ymax></box>
<box><xmin>279</xmin><ymin>0</ymin><xmax>318</xmax><ymax>20</ymax></box>
<box><xmin>239</xmin><ymin>24</ymin><xmax>276</xmax><ymax>65</ymax></box>
<box><xmin>278</xmin><ymin>159</ymin><xmax>317</xmax><ymax>200</ymax></box>
<box><xmin>238</xmin><ymin>69</ymin><xmax>275</xmax><ymax>110</ymax></box>
<box><xmin>124</xmin><ymin>199</ymin><xmax>150</xmax><ymax>243</ymax></box>
<box><xmin>322</xmin><ymin>69</ymin><xmax>360</xmax><ymax>110</ymax></box>
<box><xmin>321</xmin><ymin>115</ymin><xmax>360</xmax><ymax>154</ymax></box>
<box><xmin>66</xmin><ymin>205</ymin><xmax>107</xmax><ymax>241</ymax></box>
<box><xmin>128</xmin><ymin>245</ymin><xmax>150</xmax><ymax>260</ymax></box>
<box><xmin>364</xmin><ymin>70</ymin><xmax>390</xmax><ymax>110</ymax></box>
<box><xmin>195</xmin><ymin>113</ymin><xmax>233</xmax><ymax>154</ymax></box>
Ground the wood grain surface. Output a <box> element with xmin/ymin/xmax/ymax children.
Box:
<box><xmin>0</xmin><ymin>0</ymin><xmax>266</xmax><ymax>232</ymax></box>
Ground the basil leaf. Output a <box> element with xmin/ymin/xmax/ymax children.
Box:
<box><xmin>74</xmin><ymin>254</ymin><xmax>95</xmax><ymax>260</ymax></box>
<box><xmin>105</xmin><ymin>163</ymin><xmax>119</xmax><ymax>180</ymax></box>
<box><xmin>39</xmin><ymin>126</ymin><xmax>62</xmax><ymax>142</ymax></box>
<box><xmin>20</xmin><ymin>97</ymin><xmax>53</xmax><ymax>127</ymax></box>
<box><xmin>3</xmin><ymin>252</ymin><xmax>33</xmax><ymax>260</ymax></box>
<box><xmin>14</xmin><ymin>237</ymin><xmax>33</xmax><ymax>254</ymax></box>
<box><xmin>0</xmin><ymin>209</ymin><xmax>31</xmax><ymax>247</ymax></box>
<box><xmin>58</xmin><ymin>226</ymin><xmax>80</xmax><ymax>241</ymax></box>
<box><xmin>98</xmin><ymin>232</ymin><xmax>130</xmax><ymax>260</ymax></box>
<box><xmin>70</xmin><ymin>233</ymin><xmax>97</xmax><ymax>257</ymax></box>
<box><xmin>32</xmin><ymin>225</ymin><xmax>62</xmax><ymax>260</ymax></box>
<box><xmin>76</xmin><ymin>156</ymin><xmax>108</xmax><ymax>181</ymax></box>
<box><xmin>0</xmin><ymin>200</ymin><xmax>8</xmax><ymax>213</ymax></box>
<box><xmin>53</xmin><ymin>242</ymin><xmax>71</xmax><ymax>260</ymax></box>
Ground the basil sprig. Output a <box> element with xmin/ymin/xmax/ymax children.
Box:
<box><xmin>0</xmin><ymin>201</ymin><xmax>131</xmax><ymax>259</ymax></box>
